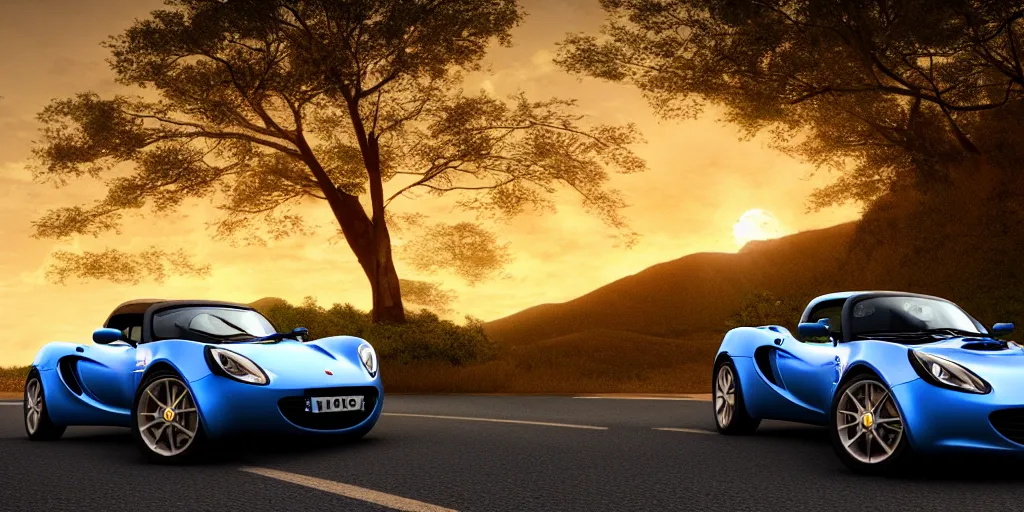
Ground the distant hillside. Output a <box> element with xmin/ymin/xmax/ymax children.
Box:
<box><xmin>486</xmin><ymin>166</ymin><xmax>1024</xmax><ymax>345</ymax></box>
<box><xmin>485</xmin><ymin>222</ymin><xmax>858</xmax><ymax>344</ymax></box>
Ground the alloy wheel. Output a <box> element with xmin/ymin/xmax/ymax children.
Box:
<box><xmin>24</xmin><ymin>378</ymin><xmax>42</xmax><ymax>435</ymax></box>
<box><xmin>136</xmin><ymin>377</ymin><xmax>200</xmax><ymax>457</ymax></box>
<box><xmin>835</xmin><ymin>379</ymin><xmax>904</xmax><ymax>464</ymax></box>
<box><xmin>715</xmin><ymin>365</ymin><xmax>736</xmax><ymax>427</ymax></box>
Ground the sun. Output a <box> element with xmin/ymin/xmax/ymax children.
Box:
<box><xmin>733</xmin><ymin>209</ymin><xmax>784</xmax><ymax>248</ymax></box>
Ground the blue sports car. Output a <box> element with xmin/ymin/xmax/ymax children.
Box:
<box><xmin>24</xmin><ymin>299</ymin><xmax>383</xmax><ymax>463</ymax></box>
<box><xmin>713</xmin><ymin>291</ymin><xmax>1019</xmax><ymax>473</ymax></box>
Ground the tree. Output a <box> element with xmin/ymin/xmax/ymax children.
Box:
<box><xmin>558</xmin><ymin>0</ymin><xmax>1024</xmax><ymax>209</ymax></box>
<box><xmin>31</xmin><ymin>0</ymin><xmax>645</xmax><ymax>322</ymax></box>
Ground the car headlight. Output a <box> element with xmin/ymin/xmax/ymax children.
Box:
<box><xmin>909</xmin><ymin>350</ymin><xmax>990</xmax><ymax>394</ymax></box>
<box><xmin>204</xmin><ymin>346</ymin><xmax>268</xmax><ymax>385</ymax></box>
<box><xmin>358</xmin><ymin>343</ymin><xmax>378</xmax><ymax>377</ymax></box>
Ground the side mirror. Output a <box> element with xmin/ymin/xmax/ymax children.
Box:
<box><xmin>992</xmin><ymin>323</ymin><xmax>1015</xmax><ymax>337</ymax></box>
<box><xmin>92</xmin><ymin>328</ymin><xmax>124</xmax><ymax>345</ymax></box>
<box><xmin>798</xmin><ymin>318</ymin><xmax>831</xmax><ymax>338</ymax></box>
<box><xmin>291</xmin><ymin>327</ymin><xmax>309</xmax><ymax>342</ymax></box>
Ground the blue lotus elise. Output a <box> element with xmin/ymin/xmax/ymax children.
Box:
<box><xmin>713</xmin><ymin>291</ymin><xmax>1019</xmax><ymax>473</ymax></box>
<box><xmin>24</xmin><ymin>299</ymin><xmax>383</xmax><ymax>462</ymax></box>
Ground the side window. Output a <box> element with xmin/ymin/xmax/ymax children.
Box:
<box><xmin>105</xmin><ymin>313</ymin><xmax>143</xmax><ymax>345</ymax></box>
<box><xmin>801</xmin><ymin>300</ymin><xmax>845</xmax><ymax>343</ymax></box>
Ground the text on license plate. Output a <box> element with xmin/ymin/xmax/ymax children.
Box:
<box><xmin>309</xmin><ymin>395</ymin><xmax>364</xmax><ymax>413</ymax></box>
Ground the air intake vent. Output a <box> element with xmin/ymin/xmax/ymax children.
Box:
<box><xmin>991</xmin><ymin>409</ymin><xmax>1024</xmax><ymax>445</ymax></box>
<box><xmin>754</xmin><ymin>346</ymin><xmax>780</xmax><ymax>386</ymax></box>
<box><xmin>58</xmin><ymin>358</ymin><xmax>83</xmax><ymax>395</ymax></box>
<box><xmin>961</xmin><ymin>340</ymin><xmax>1008</xmax><ymax>351</ymax></box>
<box><xmin>278</xmin><ymin>386</ymin><xmax>379</xmax><ymax>431</ymax></box>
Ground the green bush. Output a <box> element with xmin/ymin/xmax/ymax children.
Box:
<box><xmin>254</xmin><ymin>297</ymin><xmax>498</xmax><ymax>366</ymax></box>
<box><xmin>728</xmin><ymin>291</ymin><xmax>802</xmax><ymax>332</ymax></box>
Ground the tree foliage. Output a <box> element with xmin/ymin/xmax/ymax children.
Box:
<box><xmin>727</xmin><ymin>290</ymin><xmax>802</xmax><ymax>332</ymax></box>
<box><xmin>31</xmin><ymin>0</ymin><xmax>646</xmax><ymax>321</ymax></box>
<box><xmin>401</xmin><ymin>222</ymin><xmax>511</xmax><ymax>285</ymax></box>
<box><xmin>398</xmin><ymin>278</ymin><xmax>458</xmax><ymax>315</ymax></box>
<box><xmin>46</xmin><ymin>247</ymin><xmax>211</xmax><ymax>285</ymax></box>
<box><xmin>558</xmin><ymin>0</ymin><xmax>1024</xmax><ymax>209</ymax></box>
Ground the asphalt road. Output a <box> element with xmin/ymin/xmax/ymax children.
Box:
<box><xmin>3</xmin><ymin>395</ymin><xmax>1024</xmax><ymax>512</ymax></box>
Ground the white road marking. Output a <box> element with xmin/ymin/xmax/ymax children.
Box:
<box><xmin>382</xmin><ymin>412</ymin><xmax>608</xmax><ymax>430</ymax></box>
<box><xmin>574</xmin><ymin>396</ymin><xmax>708</xmax><ymax>401</ymax></box>
<box><xmin>0</xmin><ymin>402</ymin><xmax>22</xmax><ymax>406</ymax></box>
<box><xmin>240</xmin><ymin>466</ymin><xmax>457</xmax><ymax>512</ymax></box>
<box><xmin>653</xmin><ymin>427</ymin><xmax>716</xmax><ymax>435</ymax></box>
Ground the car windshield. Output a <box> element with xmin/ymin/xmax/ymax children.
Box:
<box><xmin>152</xmin><ymin>307</ymin><xmax>276</xmax><ymax>343</ymax></box>
<box><xmin>849</xmin><ymin>296</ymin><xmax>982</xmax><ymax>342</ymax></box>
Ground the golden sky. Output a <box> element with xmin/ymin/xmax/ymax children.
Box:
<box><xmin>0</xmin><ymin>0</ymin><xmax>860</xmax><ymax>366</ymax></box>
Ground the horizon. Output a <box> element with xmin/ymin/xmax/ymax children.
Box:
<box><xmin>0</xmin><ymin>0</ymin><xmax>860</xmax><ymax>366</ymax></box>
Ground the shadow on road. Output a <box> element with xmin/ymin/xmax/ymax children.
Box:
<box><xmin>734</xmin><ymin>423</ymin><xmax>1024</xmax><ymax>481</ymax></box>
<box><xmin>35</xmin><ymin>427</ymin><xmax>382</xmax><ymax>466</ymax></box>
<box><xmin>755</xmin><ymin>424</ymin><xmax>830</xmax><ymax>442</ymax></box>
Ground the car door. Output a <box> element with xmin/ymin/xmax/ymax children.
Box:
<box><xmin>773</xmin><ymin>301</ymin><xmax>845</xmax><ymax>415</ymax></box>
<box><xmin>75</xmin><ymin>314</ymin><xmax>143</xmax><ymax>411</ymax></box>
<box><xmin>773</xmin><ymin>340</ymin><xmax>839</xmax><ymax>415</ymax></box>
<box><xmin>76</xmin><ymin>342</ymin><xmax>138</xmax><ymax>411</ymax></box>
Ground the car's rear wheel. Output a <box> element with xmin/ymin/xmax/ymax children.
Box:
<box><xmin>713</xmin><ymin>358</ymin><xmax>760</xmax><ymax>434</ymax></box>
<box><xmin>131</xmin><ymin>369</ymin><xmax>205</xmax><ymax>464</ymax></box>
<box><xmin>24</xmin><ymin>369</ymin><xmax>65</xmax><ymax>441</ymax></box>
<box><xmin>830</xmin><ymin>374</ymin><xmax>911</xmax><ymax>474</ymax></box>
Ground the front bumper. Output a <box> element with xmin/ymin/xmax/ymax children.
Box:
<box><xmin>894</xmin><ymin>378</ymin><xmax>1024</xmax><ymax>455</ymax></box>
<box><xmin>188</xmin><ymin>374</ymin><xmax>384</xmax><ymax>438</ymax></box>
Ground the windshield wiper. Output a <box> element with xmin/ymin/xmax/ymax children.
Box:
<box><xmin>918</xmin><ymin>328</ymin><xmax>984</xmax><ymax>338</ymax></box>
<box><xmin>248</xmin><ymin>328</ymin><xmax>309</xmax><ymax>343</ymax></box>
<box><xmin>854</xmin><ymin>328</ymin><xmax>984</xmax><ymax>341</ymax></box>
<box><xmin>187</xmin><ymin>315</ymin><xmax>260</xmax><ymax>341</ymax></box>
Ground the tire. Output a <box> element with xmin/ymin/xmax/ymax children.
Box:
<box><xmin>713</xmin><ymin>358</ymin><xmax>760</xmax><ymax>434</ymax></box>
<box><xmin>830</xmin><ymin>373</ymin><xmax>912</xmax><ymax>474</ymax></box>
<box><xmin>24</xmin><ymin>369</ymin><xmax>66</xmax><ymax>441</ymax></box>
<box><xmin>131</xmin><ymin>368</ymin><xmax>206</xmax><ymax>464</ymax></box>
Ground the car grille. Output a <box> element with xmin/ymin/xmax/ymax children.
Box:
<box><xmin>989</xmin><ymin>408</ymin><xmax>1024</xmax><ymax>444</ymax></box>
<box><xmin>278</xmin><ymin>386</ymin><xmax>380</xmax><ymax>431</ymax></box>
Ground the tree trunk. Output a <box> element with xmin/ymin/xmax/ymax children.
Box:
<box><xmin>369</xmin><ymin>234</ymin><xmax>405</xmax><ymax>323</ymax></box>
<box><xmin>294</xmin><ymin>133</ymin><xmax>406</xmax><ymax>323</ymax></box>
<box><xmin>329</xmin><ymin>189</ymin><xmax>407</xmax><ymax>324</ymax></box>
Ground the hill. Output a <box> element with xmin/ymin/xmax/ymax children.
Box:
<box><xmin>485</xmin><ymin>222</ymin><xmax>858</xmax><ymax>344</ymax></box>
<box><xmin>487</xmin><ymin>165</ymin><xmax>1024</xmax><ymax>347</ymax></box>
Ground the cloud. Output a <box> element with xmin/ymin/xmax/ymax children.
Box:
<box><xmin>530</xmin><ymin>49</ymin><xmax>555</xmax><ymax>72</ymax></box>
<box><xmin>0</xmin><ymin>161</ymin><xmax>32</xmax><ymax>184</ymax></box>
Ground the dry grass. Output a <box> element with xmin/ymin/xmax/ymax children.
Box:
<box><xmin>0</xmin><ymin>330</ymin><xmax>722</xmax><ymax>395</ymax></box>
<box><xmin>0</xmin><ymin>366</ymin><xmax>29</xmax><ymax>394</ymax></box>
<box><xmin>383</xmin><ymin>330</ymin><xmax>720</xmax><ymax>394</ymax></box>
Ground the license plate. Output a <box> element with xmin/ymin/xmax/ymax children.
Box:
<box><xmin>308</xmin><ymin>395</ymin><xmax>364</xmax><ymax>413</ymax></box>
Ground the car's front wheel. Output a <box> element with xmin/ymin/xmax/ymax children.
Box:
<box><xmin>131</xmin><ymin>369</ymin><xmax>206</xmax><ymax>464</ymax></box>
<box><xmin>713</xmin><ymin>358</ymin><xmax>760</xmax><ymax>434</ymax></box>
<box><xmin>830</xmin><ymin>374</ymin><xmax>911</xmax><ymax>474</ymax></box>
<box><xmin>24</xmin><ymin>369</ymin><xmax>65</xmax><ymax>441</ymax></box>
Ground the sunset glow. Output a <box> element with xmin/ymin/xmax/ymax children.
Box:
<box><xmin>733</xmin><ymin>209</ymin><xmax>785</xmax><ymax>248</ymax></box>
<box><xmin>0</xmin><ymin>0</ymin><xmax>861</xmax><ymax>366</ymax></box>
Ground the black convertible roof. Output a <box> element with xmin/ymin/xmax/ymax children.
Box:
<box><xmin>104</xmin><ymin>299</ymin><xmax>254</xmax><ymax>327</ymax></box>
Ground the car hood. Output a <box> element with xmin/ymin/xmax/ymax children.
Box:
<box><xmin>215</xmin><ymin>339</ymin><xmax>372</xmax><ymax>388</ymax></box>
